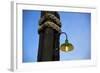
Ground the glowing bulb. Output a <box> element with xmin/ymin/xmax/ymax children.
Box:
<box><xmin>65</xmin><ymin>46</ymin><xmax>69</xmax><ymax>51</ymax></box>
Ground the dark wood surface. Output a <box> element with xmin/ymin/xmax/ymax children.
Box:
<box><xmin>37</xmin><ymin>11</ymin><xmax>61</xmax><ymax>62</ymax></box>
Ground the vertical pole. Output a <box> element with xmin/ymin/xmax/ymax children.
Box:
<box><xmin>37</xmin><ymin>11</ymin><xmax>61</xmax><ymax>61</ymax></box>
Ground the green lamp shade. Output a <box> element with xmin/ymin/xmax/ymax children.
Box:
<box><xmin>60</xmin><ymin>43</ymin><xmax>74</xmax><ymax>52</ymax></box>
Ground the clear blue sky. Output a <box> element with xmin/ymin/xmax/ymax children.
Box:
<box><xmin>23</xmin><ymin>10</ymin><xmax>91</xmax><ymax>62</ymax></box>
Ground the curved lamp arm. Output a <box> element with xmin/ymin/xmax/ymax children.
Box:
<box><xmin>60</xmin><ymin>32</ymin><xmax>68</xmax><ymax>43</ymax></box>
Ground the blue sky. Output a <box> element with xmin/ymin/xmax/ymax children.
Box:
<box><xmin>23</xmin><ymin>10</ymin><xmax>91</xmax><ymax>62</ymax></box>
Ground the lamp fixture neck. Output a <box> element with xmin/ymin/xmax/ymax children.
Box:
<box><xmin>60</xmin><ymin>32</ymin><xmax>68</xmax><ymax>43</ymax></box>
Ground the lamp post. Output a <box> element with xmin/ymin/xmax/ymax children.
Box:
<box><xmin>37</xmin><ymin>11</ymin><xmax>74</xmax><ymax>62</ymax></box>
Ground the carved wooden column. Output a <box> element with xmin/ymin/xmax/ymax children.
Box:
<box><xmin>37</xmin><ymin>11</ymin><xmax>61</xmax><ymax>61</ymax></box>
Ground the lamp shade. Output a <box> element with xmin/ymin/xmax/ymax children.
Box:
<box><xmin>60</xmin><ymin>43</ymin><xmax>74</xmax><ymax>52</ymax></box>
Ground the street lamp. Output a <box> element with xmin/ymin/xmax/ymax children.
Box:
<box><xmin>37</xmin><ymin>11</ymin><xmax>74</xmax><ymax>61</ymax></box>
<box><xmin>60</xmin><ymin>32</ymin><xmax>74</xmax><ymax>52</ymax></box>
